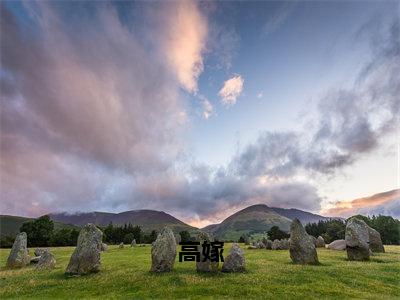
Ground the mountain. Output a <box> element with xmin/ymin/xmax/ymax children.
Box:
<box><xmin>270</xmin><ymin>207</ymin><xmax>338</xmax><ymax>224</ymax></box>
<box><xmin>0</xmin><ymin>215</ymin><xmax>77</xmax><ymax>238</ymax></box>
<box><xmin>49</xmin><ymin>210</ymin><xmax>196</xmax><ymax>234</ymax></box>
<box><xmin>203</xmin><ymin>204</ymin><xmax>293</xmax><ymax>241</ymax></box>
<box><xmin>202</xmin><ymin>204</ymin><xmax>340</xmax><ymax>240</ymax></box>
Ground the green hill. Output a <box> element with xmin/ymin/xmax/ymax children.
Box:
<box><xmin>203</xmin><ymin>204</ymin><xmax>292</xmax><ymax>240</ymax></box>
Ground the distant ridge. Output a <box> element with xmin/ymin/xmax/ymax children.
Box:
<box><xmin>49</xmin><ymin>210</ymin><xmax>196</xmax><ymax>233</ymax></box>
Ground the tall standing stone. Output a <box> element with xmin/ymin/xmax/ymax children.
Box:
<box><xmin>289</xmin><ymin>219</ymin><xmax>319</xmax><ymax>264</ymax></box>
<box><xmin>368</xmin><ymin>226</ymin><xmax>385</xmax><ymax>253</ymax></box>
<box><xmin>222</xmin><ymin>243</ymin><xmax>245</xmax><ymax>273</ymax></box>
<box><xmin>131</xmin><ymin>239</ymin><xmax>136</xmax><ymax>247</ymax></box>
<box><xmin>6</xmin><ymin>232</ymin><xmax>30</xmax><ymax>268</ymax></box>
<box><xmin>345</xmin><ymin>218</ymin><xmax>370</xmax><ymax>261</ymax></box>
<box><xmin>150</xmin><ymin>227</ymin><xmax>176</xmax><ymax>272</ymax></box>
<box><xmin>65</xmin><ymin>223</ymin><xmax>103</xmax><ymax>275</ymax></box>
<box><xmin>196</xmin><ymin>231</ymin><xmax>218</xmax><ymax>272</ymax></box>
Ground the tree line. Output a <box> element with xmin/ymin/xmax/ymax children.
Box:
<box><xmin>1</xmin><ymin>215</ymin><xmax>161</xmax><ymax>248</ymax></box>
<box><xmin>305</xmin><ymin>215</ymin><xmax>399</xmax><ymax>244</ymax></box>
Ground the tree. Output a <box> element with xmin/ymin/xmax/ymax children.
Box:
<box><xmin>267</xmin><ymin>226</ymin><xmax>289</xmax><ymax>240</ymax></box>
<box><xmin>20</xmin><ymin>215</ymin><xmax>54</xmax><ymax>247</ymax></box>
<box><xmin>179</xmin><ymin>230</ymin><xmax>191</xmax><ymax>243</ymax></box>
<box><xmin>50</xmin><ymin>228</ymin><xmax>79</xmax><ymax>246</ymax></box>
<box><xmin>124</xmin><ymin>233</ymin><xmax>135</xmax><ymax>244</ymax></box>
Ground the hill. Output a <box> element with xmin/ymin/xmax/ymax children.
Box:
<box><xmin>202</xmin><ymin>204</ymin><xmax>340</xmax><ymax>240</ymax></box>
<box><xmin>203</xmin><ymin>204</ymin><xmax>292</xmax><ymax>240</ymax></box>
<box><xmin>49</xmin><ymin>210</ymin><xmax>196</xmax><ymax>234</ymax></box>
<box><xmin>0</xmin><ymin>215</ymin><xmax>77</xmax><ymax>238</ymax></box>
<box><xmin>270</xmin><ymin>207</ymin><xmax>339</xmax><ymax>224</ymax></box>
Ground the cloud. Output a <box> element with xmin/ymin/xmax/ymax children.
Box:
<box><xmin>322</xmin><ymin>189</ymin><xmax>400</xmax><ymax>218</ymax></box>
<box><xmin>159</xmin><ymin>1</ymin><xmax>208</xmax><ymax>93</ymax></box>
<box><xmin>219</xmin><ymin>74</ymin><xmax>244</xmax><ymax>106</ymax></box>
<box><xmin>231</xmin><ymin>18</ymin><xmax>399</xmax><ymax>178</ymax></box>
<box><xmin>0</xmin><ymin>3</ymin><xmax>398</xmax><ymax>225</ymax></box>
<box><xmin>201</xmin><ymin>98</ymin><xmax>214</xmax><ymax>120</ymax></box>
<box><xmin>0</xmin><ymin>2</ymin><xmax>187</xmax><ymax>215</ymax></box>
<box><xmin>263</xmin><ymin>2</ymin><xmax>296</xmax><ymax>37</ymax></box>
<box><xmin>257</xmin><ymin>91</ymin><xmax>264</xmax><ymax>99</ymax></box>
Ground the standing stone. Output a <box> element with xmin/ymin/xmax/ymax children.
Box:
<box><xmin>316</xmin><ymin>236</ymin><xmax>326</xmax><ymax>248</ymax></box>
<box><xmin>6</xmin><ymin>232</ymin><xmax>30</xmax><ymax>268</ymax></box>
<box><xmin>368</xmin><ymin>227</ymin><xmax>385</xmax><ymax>253</ymax></box>
<box><xmin>100</xmin><ymin>243</ymin><xmax>108</xmax><ymax>252</ymax></box>
<box><xmin>289</xmin><ymin>219</ymin><xmax>319</xmax><ymax>264</ymax></box>
<box><xmin>150</xmin><ymin>227</ymin><xmax>176</xmax><ymax>272</ymax></box>
<box><xmin>196</xmin><ymin>231</ymin><xmax>218</xmax><ymax>272</ymax></box>
<box><xmin>310</xmin><ymin>235</ymin><xmax>317</xmax><ymax>247</ymax></box>
<box><xmin>326</xmin><ymin>239</ymin><xmax>346</xmax><ymax>250</ymax></box>
<box><xmin>222</xmin><ymin>243</ymin><xmax>245</xmax><ymax>273</ymax></box>
<box><xmin>65</xmin><ymin>223</ymin><xmax>103</xmax><ymax>275</ymax></box>
<box><xmin>131</xmin><ymin>239</ymin><xmax>136</xmax><ymax>247</ymax></box>
<box><xmin>272</xmin><ymin>239</ymin><xmax>281</xmax><ymax>250</ymax></box>
<box><xmin>30</xmin><ymin>256</ymin><xmax>41</xmax><ymax>264</ymax></box>
<box><xmin>265</xmin><ymin>239</ymin><xmax>273</xmax><ymax>250</ymax></box>
<box><xmin>119</xmin><ymin>242</ymin><xmax>124</xmax><ymax>249</ymax></box>
<box><xmin>345</xmin><ymin>218</ymin><xmax>370</xmax><ymax>261</ymax></box>
<box><xmin>258</xmin><ymin>241</ymin><xmax>266</xmax><ymax>249</ymax></box>
<box><xmin>36</xmin><ymin>250</ymin><xmax>56</xmax><ymax>270</ymax></box>
<box><xmin>34</xmin><ymin>248</ymin><xmax>48</xmax><ymax>257</ymax></box>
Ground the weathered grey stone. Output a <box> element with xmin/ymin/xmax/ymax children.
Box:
<box><xmin>6</xmin><ymin>232</ymin><xmax>30</xmax><ymax>268</ymax></box>
<box><xmin>368</xmin><ymin>227</ymin><xmax>385</xmax><ymax>253</ymax></box>
<box><xmin>222</xmin><ymin>243</ymin><xmax>245</xmax><ymax>273</ymax></box>
<box><xmin>289</xmin><ymin>219</ymin><xmax>319</xmax><ymax>264</ymax></box>
<box><xmin>36</xmin><ymin>250</ymin><xmax>56</xmax><ymax>270</ymax></box>
<box><xmin>119</xmin><ymin>242</ymin><xmax>124</xmax><ymax>249</ymax></box>
<box><xmin>131</xmin><ymin>239</ymin><xmax>136</xmax><ymax>247</ymax></box>
<box><xmin>326</xmin><ymin>239</ymin><xmax>346</xmax><ymax>250</ymax></box>
<box><xmin>196</xmin><ymin>231</ymin><xmax>218</xmax><ymax>272</ymax></box>
<box><xmin>316</xmin><ymin>236</ymin><xmax>326</xmax><ymax>248</ymax></box>
<box><xmin>30</xmin><ymin>256</ymin><xmax>41</xmax><ymax>264</ymax></box>
<box><xmin>345</xmin><ymin>218</ymin><xmax>370</xmax><ymax>261</ymax></box>
<box><xmin>150</xmin><ymin>227</ymin><xmax>177</xmax><ymax>272</ymax></box>
<box><xmin>65</xmin><ymin>223</ymin><xmax>103</xmax><ymax>275</ymax></box>
<box><xmin>258</xmin><ymin>241</ymin><xmax>266</xmax><ymax>249</ymax></box>
<box><xmin>265</xmin><ymin>239</ymin><xmax>273</xmax><ymax>250</ymax></box>
<box><xmin>34</xmin><ymin>248</ymin><xmax>48</xmax><ymax>257</ymax></box>
<box><xmin>247</xmin><ymin>245</ymin><xmax>257</xmax><ymax>250</ymax></box>
<box><xmin>272</xmin><ymin>239</ymin><xmax>281</xmax><ymax>250</ymax></box>
<box><xmin>310</xmin><ymin>235</ymin><xmax>317</xmax><ymax>247</ymax></box>
<box><xmin>100</xmin><ymin>243</ymin><xmax>108</xmax><ymax>252</ymax></box>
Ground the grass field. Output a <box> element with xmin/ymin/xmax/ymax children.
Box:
<box><xmin>0</xmin><ymin>244</ymin><xmax>399</xmax><ymax>299</ymax></box>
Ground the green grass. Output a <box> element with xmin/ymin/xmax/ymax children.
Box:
<box><xmin>0</xmin><ymin>244</ymin><xmax>399</xmax><ymax>299</ymax></box>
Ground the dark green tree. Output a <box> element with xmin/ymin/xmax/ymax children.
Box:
<box><xmin>179</xmin><ymin>230</ymin><xmax>191</xmax><ymax>243</ymax></box>
<box><xmin>20</xmin><ymin>215</ymin><xmax>54</xmax><ymax>247</ymax></box>
<box><xmin>267</xmin><ymin>226</ymin><xmax>289</xmax><ymax>240</ymax></box>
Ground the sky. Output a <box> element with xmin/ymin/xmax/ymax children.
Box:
<box><xmin>1</xmin><ymin>1</ymin><xmax>399</xmax><ymax>227</ymax></box>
